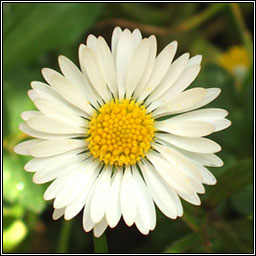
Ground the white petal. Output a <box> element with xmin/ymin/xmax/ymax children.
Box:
<box><xmin>135</xmin><ymin>211</ymin><xmax>149</xmax><ymax>235</ymax></box>
<box><xmin>158</xmin><ymin>140</ymin><xmax>224</xmax><ymax>167</ymax></box>
<box><xmin>139</xmin><ymin>161</ymin><xmax>177</xmax><ymax>219</ymax></box>
<box><xmin>111</xmin><ymin>26</ymin><xmax>122</xmax><ymax>60</ymax></box>
<box><xmin>83</xmin><ymin>180</ymin><xmax>98</xmax><ymax>232</ymax></box>
<box><xmin>54</xmin><ymin>160</ymin><xmax>97</xmax><ymax>209</ymax></box>
<box><xmin>64</xmin><ymin>192</ymin><xmax>86</xmax><ymax>220</ymax></box>
<box><xmin>212</xmin><ymin>118</ymin><xmax>232</xmax><ymax>132</ymax></box>
<box><xmin>134</xmin><ymin>35</ymin><xmax>157</xmax><ymax>98</ymax></box>
<box><xmin>27</xmin><ymin>89</ymin><xmax>38</xmax><ymax>101</ymax></box>
<box><xmin>156</xmin><ymin>65</ymin><xmax>200</xmax><ymax>105</ymax></box>
<box><xmin>115</xmin><ymin>29</ymin><xmax>134</xmax><ymax>99</ymax></box>
<box><xmin>78</xmin><ymin>45</ymin><xmax>103</xmax><ymax>107</ymax></box>
<box><xmin>41</xmin><ymin>68</ymin><xmax>94</xmax><ymax>114</ymax></box>
<box><xmin>58</xmin><ymin>55</ymin><xmax>98</xmax><ymax>106</ymax></box>
<box><xmin>96</xmin><ymin>37</ymin><xmax>118</xmax><ymax>97</ymax></box>
<box><xmin>153</xmin><ymin>143</ymin><xmax>203</xmax><ymax>182</ymax></box>
<box><xmin>43</xmin><ymin>170</ymin><xmax>77</xmax><ymax>201</ymax></box>
<box><xmin>147</xmin><ymin>52</ymin><xmax>190</xmax><ymax>103</ymax></box>
<box><xmin>185</xmin><ymin>88</ymin><xmax>221</xmax><ymax>111</ymax></box>
<box><xmin>168</xmin><ymin>108</ymin><xmax>231</xmax><ymax>132</ymax></box>
<box><xmin>93</xmin><ymin>216</ymin><xmax>108</xmax><ymax>238</ymax></box>
<box><xmin>178</xmin><ymin>192</ymin><xmax>201</xmax><ymax>206</ymax></box>
<box><xmin>195</xmin><ymin>163</ymin><xmax>217</xmax><ymax>185</ymax></box>
<box><xmin>31</xmin><ymin>80</ymin><xmax>51</xmax><ymax>93</ymax></box>
<box><xmin>21</xmin><ymin>110</ymin><xmax>40</xmax><ymax>121</ymax></box>
<box><xmin>24</xmin><ymin>148</ymin><xmax>84</xmax><ymax>172</ymax></box>
<box><xmin>78</xmin><ymin>44</ymin><xmax>88</xmax><ymax>75</ymax></box>
<box><xmin>49</xmin><ymin>74</ymin><xmax>94</xmax><ymax>116</ymax></box>
<box><xmin>126</xmin><ymin>39</ymin><xmax>150</xmax><ymax>98</ymax></box>
<box><xmin>156</xmin><ymin>120</ymin><xmax>215</xmax><ymax>137</ymax></box>
<box><xmin>90</xmin><ymin>167</ymin><xmax>112</xmax><ymax>224</ymax></box>
<box><xmin>132</xmin><ymin>28</ymin><xmax>142</xmax><ymax>48</ymax></box>
<box><xmin>44</xmin><ymin>160</ymin><xmax>95</xmax><ymax>203</ymax></box>
<box><xmin>29</xmin><ymin>139</ymin><xmax>87</xmax><ymax>157</ymax></box>
<box><xmin>105</xmin><ymin>168</ymin><xmax>122</xmax><ymax>228</ymax></box>
<box><xmin>156</xmin><ymin>133</ymin><xmax>221</xmax><ymax>153</ymax></box>
<box><xmin>52</xmin><ymin>207</ymin><xmax>65</xmax><ymax>220</ymax></box>
<box><xmin>32</xmin><ymin>81</ymin><xmax>70</xmax><ymax>106</ymax></box>
<box><xmin>14</xmin><ymin>139</ymin><xmax>43</xmax><ymax>156</ymax></box>
<box><xmin>33</xmin><ymin>163</ymin><xmax>74</xmax><ymax>184</ymax></box>
<box><xmin>147</xmin><ymin>151</ymin><xmax>194</xmax><ymax>195</ymax></box>
<box><xmin>140</xmin><ymin>160</ymin><xmax>183</xmax><ymax>217</ymax></box>
<box><xmin>41</xmin><ymin>68</ymin><xmax>60</xmax><ymax>85</ymax></box>
<box><xmin>169</xmin><ymin>108</ymin><xmax>228</xmax><ymax>121</ymax></box>
<box><xmin>151</xmin><ymin>88</ymin><xmax>207</xmax><ymax>116</ymax></box>
<box><xmin>33</xmin><ymin>98</ymin><xmax>83</xmax><ymax>126</ymax></box>
<box><xmin>83</xmin><ymin>203</ymin><xmax>95</xmax><ymax>232</ymax></box>
<box><xmin>27</xmin><ymin>115</ymin><xmax>85</xmax><ymax>135</ymax></box>
<box><xmin>86</xmin><ymin>34</ymin><xmax>97</xmax><ymax>50</ymax></box>
<box><xmin>32</xmin><ymin>154</ymin><xmax>88</xmax><ymax>184</ymax></box>
<box><xmin>31</xmin><ymin>81</ymin><xmax>87</xmax><ymax>117</ymax></box>
<box><xmin>138</xmin><ymin>41</ymin><xmax>178</xmax><ymax>102</ymax></box>
<box><xmin>64</xmin><ymin>162</ymin><xmax>100</xmax><ymax>220</ymax></box>
<box><xmin>19</xmin><ymin>122</ymin><xmax>78</xmax><ymax>140</ymax></box>
<box><xmin>132</xmin><ymin>166</ymin><xmax>156</xmax><ymax>231</ymax></box>
<box><xmin>191</xmin><ymin>179</ymin><xmax>205</xmax><ymax>194</ymax></box>
<box><xmin>186</xmin><ymin>55</ymin><xmax>202</xmax><ymax>68</ymax></box>
<box><xmin>82</xmin><ymin>47</ymin><xmax>111</xmax><ymax>102</ymax></box>
<box><xmin>178</xmin><ymin>149</ymin><xmax>223</xmax><ymax>167</ymax></box>
<box><xmin>120</xmin><ymin>167</ymin><xmax>137</xmax><ymax>226</ymax></box>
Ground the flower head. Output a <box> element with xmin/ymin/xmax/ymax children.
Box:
<box><xmin>14</xmin><ymin>27</ymin><xmax>231</xmax><ymax>237</ymax></box>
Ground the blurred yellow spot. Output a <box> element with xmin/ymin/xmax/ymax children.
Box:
<box><xmin>87</xmin><ymin>99</ymin><xmax>155</xmax><ymax>166</ymax></box>
<box><xmin>3</xmin><ymin>220</ymin><xmax>27</xmax><ymax>252</ymax></box>
<box><xmin>219</xmin><ymin>46</ymin><xmax>250</xmax><ymax>76</ymax></box>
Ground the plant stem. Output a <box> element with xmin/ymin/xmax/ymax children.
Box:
<box><xmin>57</xmin><ymin>220</ymin><xmax>72</xmax><ymax>253</ymax></box>
<box><xmin>176</xmin><ymin>3</ymin><xmax>228</xmax><ymax>32</ymax></box>
<box><xmin>96</xmin><ymin>3</ymin><xmax>228</xmax><ymax>36</ymax></box>
<box><xmin>93</xmin><ymin>233</ymin><xmax>108</xmax><ymax>253</ymax></box>
<box><xmin>229</xmin><ymin>3</ymin><xmax>253</xmax><ymax>62</ymax></box>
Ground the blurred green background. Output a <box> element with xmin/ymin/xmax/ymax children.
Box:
<box><xmin>3</xmin><ymin>2</ymin><xmax>253</xmax><ymax>253</ymax></box>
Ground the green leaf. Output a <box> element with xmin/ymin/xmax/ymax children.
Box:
<box><xmin>3</xmin><ymin>3</ymin><xmax>34</xmax><ymax>36</ymax></box>
<box><xmin>3</xmin><ymin>65</ymin><xmax>41</xmax><ymax>140</ymax></box>
<box><xmin>119</xmin><ymin>3</ymin><xmax>170</xmax><ymax>25</ymax></box>
<box><xmin>3</xmin><ymin>151</ymin><xmax>47</xmax><ymax>213</ymax></box>
<box><xmin>3</xmin><ymin>64</ymin><xmax>43</xmax><ymax>140</ymax></box>
<box><xmin>231</xmin><ymin>184</ymin><xmax>253</xmax><ymax>217</ymax></box>
<box><xmin>191</xmin><ymin>37</ymin><xmax>221</xmax><ymax>64</ymax></box>
<box><xmin>3</xmin><ymin>78</ymin><xmax>35</xmax><ymax>138</ymax></box>
<box><xmin>3</xmin><ymin>204</ymin><xmax>24</xmax><ymax>219</ymax></box>
<box><xmin>206</xmin><ymin>158</ymin><xmax>253</xmax><ymax>206</ymax></box>
<box><xmin>164</xmin><ymin>232</ymin><xmax>203</xmax><ymax>253</ymax></box>
<box><xmin>210</xmin><ymin>218</ymin><xmax>253</xmax><ymax>253</ymax></box>
<box><xmin>3</xmin><ymin>3</ymin><xmax>104</xmax><ymax>69</ymax></box>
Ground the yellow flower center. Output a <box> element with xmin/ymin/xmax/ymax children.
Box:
<box><xmin>87</xmin><ymin>99</ymin><xmax>155</xmax><ymax>166</ymax></box>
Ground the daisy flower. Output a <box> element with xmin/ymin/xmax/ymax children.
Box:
<box><xmin>14</xmin><ymin>27</ymin><xmax>231</xmax><ymax>237</ymax></box>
